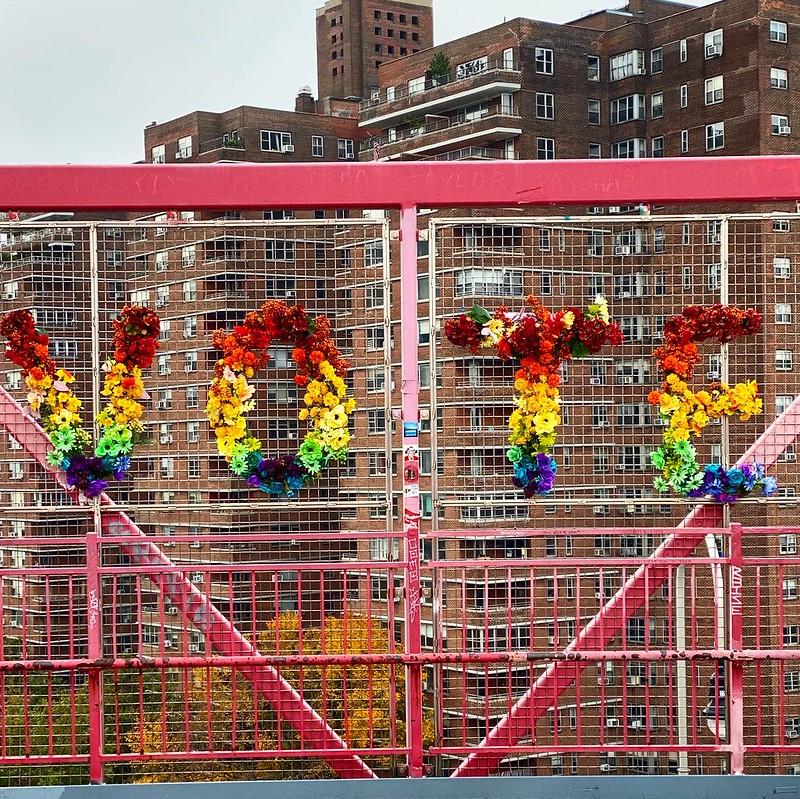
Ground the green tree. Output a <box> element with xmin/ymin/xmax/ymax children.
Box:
<box><xmin>428</xmin><ymin>51</ymin><xmax>451</xmax><ymax>85</ymax></box>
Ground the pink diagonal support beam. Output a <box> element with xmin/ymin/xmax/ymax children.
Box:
<box><xmin>453</xmin><ymin>396</ymin><xmax>800</xmax><ymax>777</ymax></box>
<box><xmin>0</xmin><ymin>386</ymin><xmax>376</xmax><ymax>779</ymax></box>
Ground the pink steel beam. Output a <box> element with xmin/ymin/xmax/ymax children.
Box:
<box><xmin>0</xmin><ymin>386</ymin><xmax>376</xmax><ymax>779</ymax></box>
<box><xmin>453</xmin><ymin>396</ymin><xmax>800</xmax><ymax>777</ymax></box>
<box><xmin>3</xmin><ymin>158</ymin><xmax>800</xmax><ymax>210</ymax></box>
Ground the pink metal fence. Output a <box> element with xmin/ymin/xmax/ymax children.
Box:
<box><xmin>1</xmin><ymin>160</ymin><xmax>800</xmax><ymax>783</ymax></box>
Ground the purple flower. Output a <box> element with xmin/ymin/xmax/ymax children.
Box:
<box><xmin>85</xmin><ymin>479</ymin><xmax>109</xmax><ymax>498</ymax></box>
<box><xmin>246</xmin><ymin>474</ymin><xmax>262</xmax><ymax>489</ymax></box>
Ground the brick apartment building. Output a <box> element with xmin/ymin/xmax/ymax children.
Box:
<box><xmin>1</xmin><ymin>0</ymin><xmax>800</xmax><ymax>778</ymax></box>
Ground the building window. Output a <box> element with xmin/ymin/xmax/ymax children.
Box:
<box><xmin>775</xmin><ymin>256</ymin><xmax>791</xmax><ymax>278</ymax></box>
<box><xmin>772</xmin><ymin>114</ymin><xmax>791</xmax><ymax>135</ymax></box>
<box><xmin>587</xmin><ymin>231</ymin><xmax>604</xmax><ymax>257</ymax></box>
<box><xmin>588</xmin><ymin>98</ymin><xmax>601</xmax><ymax>125</ymax></box>
<box><xmin>365</xmin><ymin>282</ymin><xmax>384</xmax><ymax>309</ymax></box>
<box><xmin>455</xmin><ymin>268</ymin><xmax>523</xmax><ymax>297</ymax></box>
<box><xmin>311</xmin><ymin>135</ymin><xmax>324</xmax><ymax>157</ymax></box>
<box><xmin>536</xmin><ymin>93</ymin><xmax>554</xmax><ymax>119</ymax></box>
<box><xmin>261</xmin><ymin>130</ymin><xmax>292</xmax><ymax>152</ymax></box>
<box><xmin>781</xmin><ymin>535</ymin><xmax>797</xmax><ymax>555</ymax></box>
<box><xmin>785</xmin><ymin>626</ymin><xmax>800</xmax><ymax>646</ymax></box>
<box><xmin>650</xmin><ymin>47</ymin><xmax>663</xmax><ymax>73</ymax></box>
<box><xmin>681</xmin><ymin>129</ymin><xmax>689</xmax><ymax>152</ymax></box>
<box><xmin>652</xmin><ymin>136</ymin><xmax>665</xmax><ymax>158</ymax></box>
<box><xmin>611</xmin><ymin>139</ymin><xmax>646</xmax><ymax>159</ymax></box>
<box><xmin>176</xmin><ymin>136</ymin><xmax>192</xmax><ymax>159</ymax></box>
<box><xmin>770</xmin><ymin>20</ymin><xmax>788</xmax><ymax>43</ymax></box>
<box><xmin>537</xmin><ymin>137</ymin><xmax>555</xmax><ymax>160</ymax></box>
<box><xmin>186</xmin><ymin>420</ymin><xmax>200</xmax><ymax>445</ymax></box>
<box><xmin>587</xmin><ymin>55</ymin><xmax>600</xmax><ymax>81</ymax></box>
<box><xmin>706</xmin><ymin>122</ymin><xmax>725</xmax><ymax>151</ymax></box>
<box><xmin>611</xmin><ymin>94</ymin><xmax>645</xmax><ymax>124</ymax></box>
<box><xmin>704</xmin><ymin>29</ymin><xmax>723</xmax><ymax>57</ymax></box>
<box><xmin>705</xmin><ymin>76</ymin><xmax>724</xmax><ymax>105</ymax></box>
<box><xmin>367</xmin><ymin>409</ymin><xmax>386</xmax><ymax>435</ymax></box>
<box><xmin>771</xmin><ymin>67</ymin><xmax>789</xmax><ymax>89</ymax></box>
<box><xmin>777</xmin><ymin>303</ymin><xmax>793</xmax><ymax>324</ymax></box>
<box><xmin>535</xmin><ymin>47</ymin><xmax>554</xmax><ymax>75</ymax></box>
<box><xmin>337</xmin><ymin>138</ymin><xmax>355</xmax><ymax>159</ymax></box>
<box><xmin>680</xmin><ymin>84</ymin><xmax>688</xmax><ymax>107</ymax></box>
<box><xmin>651</xmin><ymin>92</ymin><xmax>663</xmax><ymax>118</ymax></box>
<box><xmin>680</xmin><ymin>38</ymin><xmax>687</xmax><ymax>62</ymax></box>
<box><xmin>265</xmin><ymin>240</ymin><xmax>295</xmax><ymax>262</ymax></box>
<box><xmin>151</xmin><ymin>144</ymin><xmax>165</xmax><ymax>164</ymax></box>
<box><xmin>777</xmin><ymin>350</ymin><xmax>794</xmax><ymax>371</ymax></box>
<box><xmin>610</xmin><ymin>50</ymin><xmax>645</xmax><ymax>81</ymax></box>
<box><xmin>539</xmin><ymin>228</ymin><xmax>552</xmax><ymax>252</ymax></box>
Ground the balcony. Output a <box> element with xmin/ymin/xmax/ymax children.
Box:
<box><xmin>359</xmin><ymin>59</ymin><xmax>521</xmax><ymax>128</ymax></box>
<box><xmin>199</xmin><ymin>135</ymin><xmax>245</xmax><ymax>155</ymax></box>
<box><xmin>423</xmin><ymin>146</ymin><xmax>517</xmax><ymax>162</ymax></box>
<box><xmin>363</xmin><ymin>109</ymin><xmax>522</xmax><ymax>160</ymax></box>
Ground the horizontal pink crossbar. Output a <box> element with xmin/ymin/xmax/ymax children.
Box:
<box><xmin>3</xmin><ymin>157</ymin><xmax>800</xmax><ymax>210</ymax></box>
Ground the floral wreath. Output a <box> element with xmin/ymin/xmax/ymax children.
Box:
<box><xmin>445</xmin><ymin>295</ymin><xmax>623</xmax><ymax>497</ymax></box>
<box><xmin>0</xmin><ymin>306</ymin><xmax>160</xmax><ymax>498</ymax></box>
<box><xmin>648</xmin><ymin>303</ymin><xmax>776</xmax><ymax>502</ymax></box>
<box><xmin>206</xmin><ymin>300</ymin><xmax>356</xmax><ymax>496</ymax></box>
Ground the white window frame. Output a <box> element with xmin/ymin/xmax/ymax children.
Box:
<box><xmin>704</xmin><ymin>29</ymin><xmax>723</xmax><ymax>58</ymax></box>
<box><xmin>772</xmin><ymin>114</ymin><xmax>791</xmax><ymax>135</ymax></box>
<box><xmin>680</xmin><ymin>84</ymin><xmax>688</xmax><ymax>108</ymax></box>
<box><xmin>535</xmin><ymin>47</ymin><xmax>554</xmax><ymax>75</ymax></box>
<box><xmin>770</xmin><ymin>20</ymin><xmax>788</xmax><ymax>43</ymax></box>
<box><xmin>706</xmin><ymin>122</ymin><xmax>725</xmax><ymax>151</ymax></box>
<box><xmin>776</xmin><ymin>303</ymin><xmax>793</xmax><ymax>324</ymax></box>
<box><xmin>311</xmin><ymin>135</ymin><xmax>324</xmax><ymax>157</ymax></box>
<box><xmin>337</xmin><ymin>138</ymin><xmax>355</xmax><ymax>159</ymax></box>
<box><xmin>776</xmin><ymin>349</ymin><xmax>794</xmax><ymax>371</ymax></box>
<box><xmin>151</xmin><ymin>144</ymin><xmax>166</xmax><ymax>164</ymax></box>
<box><xmin>610</xmin><ymin>50</ymin><xmax>645</xmax><ymax>81</ymax></box>
<box><xmin>261</xmin><ymin>130</ymin><xmax>292</xmax><ymax>152</ymax></box>
<box><xmin>651</xmin><ymin>92</ymin><xmax>663</xmax><ymax>119</ymax></box>
<box><xmin>176</xmin><ymin>136</ymin><xmax>192</xmax><ymax>159</ymax></box>
<box><xmin>705</xmin><ymin>75</ymin><xmax>724</xmax><ymax>105</ymax></box>
<box><xmin>775</xmin><ymin>256</ymin><xmax>791</xmax><ymax>278</ymax></box>
<box><xmin>771</xmin><ymin>67</ymin><xmax>789</xmax><ymax>89</ymax></box>
<box><xmin>535</xmin><ymin>93</ymin><xmax>554</xmax><ymax>120</ymax></box>
<box><xmin>537</xmin><ymin>137</ymin><xmax>555</xmax><ymax>160</ymax></box>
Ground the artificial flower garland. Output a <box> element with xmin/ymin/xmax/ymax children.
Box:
<box><xmin>206</xmin><ymin>300</ymin><xmax>356</xmax><ymax>496</ymax></box>
<box><xmin>445</xmin><ymin>295</ymin><xmax>623</xmax><ymax>497</ymax></box>
<box><xmin>0</xmin><ymin>306</ymin><xmax>160</xmax><ymax>497</ymax></box>
<box><xmin>648</xmin><ymin>303</ymin><xmax>776</xmax><ymax>501</ymax></box>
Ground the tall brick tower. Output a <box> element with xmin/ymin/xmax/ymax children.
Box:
<box><xmin>316</xmin><ymin>0</ymin><xmax>434</xmax><ymax>102</ymax></box>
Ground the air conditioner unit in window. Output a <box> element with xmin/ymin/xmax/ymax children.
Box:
<box><xmin>605</xmin><ymin>676</ymin><xmax>614</xmax><ymax>685</ymax></box>
<box><xmin>621</xmin><ymin>376</ymin><xmax>634</xmax><ymax>384</ymax></box>
<box><xmin>189</xmin><ymin>644</ymin><xmax>200</xmax><ymax>653</ymax></box>
<box><xmin>346</xmin><ymin>153</ymin><xmax>355</xmax><ymax>159</ymax></box>
<box><xmin>160</xmin><ymin>435</ymin><xmax>173</xmax><ymax>444</ymax></box>
<box><xmin>706</xmin><ymin>44</ymin><xmax>722</xmax><ymax>57</ymax></box>
<box><xmin>630</xmin><ymin>720</ymin><xmax>644</xmax><ymax>729</ymax></box>
<box><xmin>168</xmin><ymin>606</ymin><xmax>178</xmax><ymax>615</ymax></box>
<box><xmin>174</xmin><ymin>153</ymin><xmax>184</xmax><ymax>160</ymax></box>
<box><xmin>163</xmin><ymin>640</ymin><xmax>173</xmax><ymax>649</ymax></box>
<box><xmin>788</xmin><ymin>729</ymin><xmax>799</xmax><ymax>739</ymax></box>
<box><xmin>594</xmin><ymin>549</ymin><xmax>607</xmax><ymax>556</ymax></box>
<box><xmin>189</xmin><ymin>541</ymin><xmax>201</xmax><ymax>549</ymax></box>
<box><xmin>600</xmin><ymin>764</ymin><xmax>616</xmax><ymax>772</ymax></box>
<box><xmin>707</xmin><ymin>372</ymin><xmax>721</xmax><ymax>380</ymax></box>
<box><xmin>614</xmin><ymin>247</ymin><xmax>631</xmax><ymax>257</ymax></box>
<box><xmin>190</xmin><ymin>572</ymin><xmax>203</xmax><ymax>582</ymax></box>
<box><xmin>785</xmin><ymin>452</ymin><xmax>798</xmax><ymax>462</ymax></box>
<box><xmin>637</xmin><ymin>67</ymin><xmax>647</xmax><ymax>75</ymax></box>
<box><xmin>628</xmin><ymin>676</ymin><xmax>642</xmax><ymax>686</ymax></box>
<box><xmin>283</xmin><ymin>145</ymin><xmax>295</xmax><ymax>153</ymax></box>
<box><xmin>779</xmin><ymin>126</ymin><xmax>792</xmax><ymax>136</ymax></box>
<box><xmin>711</xmin><ymin>234</ymin><xmax>721</xmax><ymax>244</ymax></box>
<box><xmin>548</xmin><ymin>636</ymin><xmax>555</xmax><ymax>645</ymax></box>
<box><xmin>606</xmin><ymin>718</ymin><xmax>620</xmax><ymax>728</ymax></box>
<box><xmin>590</xmin><ymin>377</ymin><xmax>602</xmax><ymax>385</ymax></box>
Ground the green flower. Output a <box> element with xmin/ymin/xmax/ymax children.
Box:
<box><xmin>95</xmin><ymin>437</ymin><xmax>117</xmax><ymax>458</ymax></box>
<box><xmin>507</xmin><ymin>446</ymin><xmax>524</xmax><ymax>464</ymax></box>
<box><xmin>298</xmin><ymin>437</ymin><xmax>324</xmax><ymax>474</ymax></box>
<box><xmin>230</xmin><ymin>449</ymin><xmax>253</xmax><ymax>477</ymax></box>
<box><xmin>50</xmin><ymin>426</ymin><xmax>77</xmax><ymax>453</ymax></box>
<box><xmin>105</xmin><ymin>424</ymin><xmax>134</xmax><ymax>454</ymax></box>
<box><xmin>650</xmin><ymin>449</ymin><xmax>666</xmax><ymax>470</ymax></box>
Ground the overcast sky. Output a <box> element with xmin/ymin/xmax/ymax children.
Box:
<box><xmin>1</xmin><ymin>0</ymin><xmax>715</xmax><ymax>165</ymax></box>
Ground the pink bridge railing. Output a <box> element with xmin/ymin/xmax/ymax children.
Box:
<box><xmin>1</xmin><ymin>159</ymin><xmax>800</xmax><ymax>783</ymax></box>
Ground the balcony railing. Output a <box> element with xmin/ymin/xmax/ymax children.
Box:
<box><xmin>363</xmin><ymin>108</ymin><xmax>520</xmax><ymax>152</ymax></box>
<box><xmin>199</xmin><ymin>135</ymin><xmax>245</xmax><ymax>154</ymax></box>
<box><xmin>359</xmin><ymin>58</ymin><xmax>519</xmax><ymax>118</ymax></box>
<box><xmin>423</xmin><ymin>146</ymin><xmax>518</xmax><ymax>162</ymax></box>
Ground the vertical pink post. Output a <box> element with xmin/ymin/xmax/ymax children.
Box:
<box><xmin>728</xmin><ymin>521</ymin><xmax>745</xmax><ymax>773</ymax></box>
<box><xmin>400</xmin><ymin>203</ymin><xmax>424</xmax><ymax>777</ymax></box>
<box><xmin>85</xmin><ymin>523</ymin><xmax>104</xmax><ymax>784</ymax></box>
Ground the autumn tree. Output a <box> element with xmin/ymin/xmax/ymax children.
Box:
<box><xmin>127</xmin><ymin>613</ymin><xmax>433</xmax><ymax>782</ymax></box>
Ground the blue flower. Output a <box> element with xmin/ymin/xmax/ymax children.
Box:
<box><xmin>726</xmin><ymin>468</ymin><xmax>745</xmax><ymax>489</ymax></box>
<box><xmin>763</xmin><ymin>476</ymin><xmax>778</xmax><ymax>497</ymax></box>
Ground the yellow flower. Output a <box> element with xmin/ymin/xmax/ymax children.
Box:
<box><xmin>533</xmin><ymin>410</ymin><xmax>560</xmax><ymax>435</ymax></box>
<box><xmin>562</xmin><ymin>311</ymin><xmax>575</xmax><ymax>329</ymax></box>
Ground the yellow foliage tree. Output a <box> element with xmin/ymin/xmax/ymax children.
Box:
<box><xmin>127</xmin><ymin>613</ymin><xmax>433</xmax><ymax>782</ymax></box>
